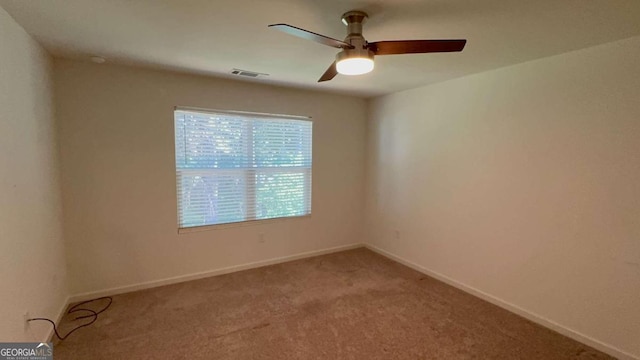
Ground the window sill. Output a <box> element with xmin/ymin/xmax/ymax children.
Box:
<box><xmin>177</xmin><ymin>214</ymin><xmax>311</xmax><ymax>234</ymax></box>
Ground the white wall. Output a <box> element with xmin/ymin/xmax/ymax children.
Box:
<box><xmin>54</xmin><ymin>60</ymin><xmax>366</xmax><ymax>296</ymax></box>
<box><xmin>0</xmin><ymin>7</ymin><xmax>68</xmax><ymax>342</ymax></box>
<box><xmin>365</xmin><ymin>36</ymin><xmax>640</xmax><ymax>359</ymax></box>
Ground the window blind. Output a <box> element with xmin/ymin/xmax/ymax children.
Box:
<box><xmin>174</xmin><ymin>108</ymin><xmax>312</xmax><ymax>229</ymax></box>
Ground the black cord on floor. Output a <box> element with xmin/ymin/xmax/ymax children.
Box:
<box><xmin>27</xmin><ymin>296</ymin><xmax>113</xmax><ymax>341</ymax></box>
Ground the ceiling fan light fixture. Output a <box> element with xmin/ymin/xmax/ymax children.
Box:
<box><xmin>335</xmin><ymin>50</ymin><xmax>374</xmax><ymax>76</ymax></box>
<box><xmin>336</xmin><ymin>57</ymin><xmax>374</xmax><ymax>75</ymax></box>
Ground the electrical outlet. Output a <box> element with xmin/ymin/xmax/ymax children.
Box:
<box><xmin>258</xmin><ymin>233</ymin><xmax>266</xmax><ymax>244</ymax></box>
<box><xmin>23</xmin><ymin>311</ymin><xmax>30</xmax><ymax>332</ymax></box>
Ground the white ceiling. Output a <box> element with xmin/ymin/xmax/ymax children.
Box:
<box><xmin>2</xmin><ymin>0</ymin><xmax>640</xmax><ymax>97</ymax></box>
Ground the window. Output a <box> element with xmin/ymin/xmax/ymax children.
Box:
<box><xmin>174</xmin><ymin>108</ymin><xmax>312</xmax><ymax>230</ymax></box>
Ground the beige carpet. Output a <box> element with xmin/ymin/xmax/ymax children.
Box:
<box><xmin>53</xmin><ymin>248</ymin><xmax>614</xmax><ymax>359</ymax></box>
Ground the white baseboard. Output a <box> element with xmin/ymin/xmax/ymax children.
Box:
<box><xmin>68</xmin><ymin>243</ymin><xmax>364</xmax><ymax>303</ymax></box>
<box><xmin>364</xmin><ymin>244</ymin><xmax>638</xmax><ymax>360</ymax></box>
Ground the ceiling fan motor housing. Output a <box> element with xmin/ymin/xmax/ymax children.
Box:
<box><xmin>339</xmin><ymin>11</ymin><xmax>374</xmax><ymax>62</ymax></box>
<box><xmin>336</xmin><ymin>47</ymin><xmax>374</xmax><ymax>63</ymax></box>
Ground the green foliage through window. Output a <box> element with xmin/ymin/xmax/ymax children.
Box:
<box><xmin>174</xmin><ymin>109</ymin><xmax>312</xmax><ymax>228</ymax></box>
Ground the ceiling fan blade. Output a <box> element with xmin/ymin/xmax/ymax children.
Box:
<box><xmin>368</xmin><ymin>39</ymin><xmax>467</xmax><ymax>55</ymax></box>
<box><xmin>269</xmin><ymin>24</ymin><xmax>354</xmax><ymax>49</ymax></box>
<box><xmin>318</xmin><ymin>61</ymin><xmax>338</xmax><ymax>82</ymax></box>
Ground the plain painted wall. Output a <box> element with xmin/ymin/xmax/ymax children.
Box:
<box><xmin>54</xmin><ymin>59</ymin><xmax>366</xmax><ymax>296</ymax></box>
<box><xmin>0</xmin><ymin>7</ymin><xmax>68</xmax><ymax>341</ymax></box>
<box><xmin>365</xmin><ymin>36</ymin><xmax>640</xmax><ymax>358</ymax></box>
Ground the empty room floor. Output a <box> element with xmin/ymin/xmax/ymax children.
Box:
<box><xmin>53</xmin><ymin>248</ymin><xmax>613</xmax><ymax>359</ymax></box>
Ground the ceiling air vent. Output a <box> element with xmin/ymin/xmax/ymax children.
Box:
<box><xmin>230</xmin><ymin>69</ymin><xmax>269</xmax><ymax>78</ymax></box>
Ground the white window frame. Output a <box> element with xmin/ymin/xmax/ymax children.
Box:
<box><xmin>174</xmin><ymin>106</ymin><xmax>312</xmax><ymax>233</ymax></box>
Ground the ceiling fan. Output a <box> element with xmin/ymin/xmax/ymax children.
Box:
<box><xmin>269</xmin><ymin>10</ymin><xmax>467</xmax><ymax>82</ymax></box>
